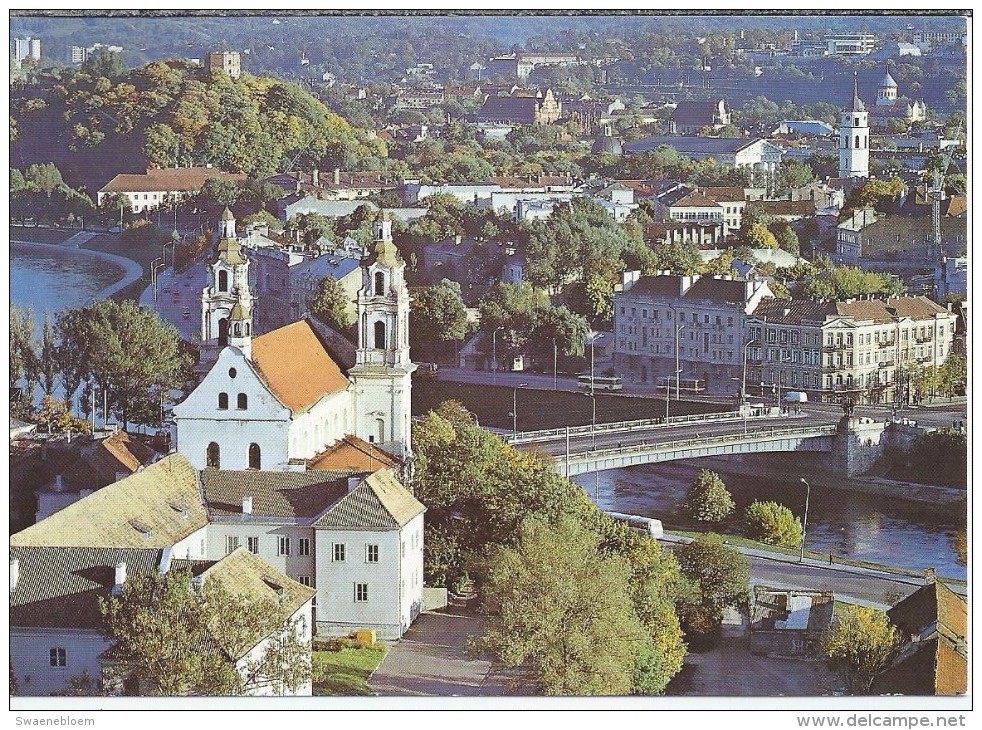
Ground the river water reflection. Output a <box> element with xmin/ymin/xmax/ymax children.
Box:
<box><xmin>574</xmin><ymin>460</ymin><xmax>966</xmax><ymax>580</ymax></box>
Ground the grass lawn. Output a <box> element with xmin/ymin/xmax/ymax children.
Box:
<box><xmin>311</xmin><ymin>645</ymin><xmax>388</xmax><ymax>696</ymax></box>
<box><xmin>412</xmin><ymin>380</ymin><xmax>726</xmax><ymax>431</ymax></box>
<box><xmin>9</xmin><ymin>224</ymin><xmax>77</xmax><ymax>244</ymax></box>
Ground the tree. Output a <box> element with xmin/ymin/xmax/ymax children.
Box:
<box><xmin>59</xmin><ymin>300</ymin><xmax>190</xmax><ymax>429</ymax></box>
<box><xmin>741</xmin><ymin>222</ymin><xmax>778</xmax><ymax>250</ymax></box>
<box><xmin>938</xmin><ymin>354</ymin><xmax>966</xmax><ymax>397</ymax></box>
<box><xmin>674</xmin><ymin>533</ymin><xmax>749</xmax><ymax>620</ymax></box>
<box><xmin>821</xmin><ymin>605</ymin><xmax>902</xmax><ymax>695</ymax></box>
<box><xmin>681</xmin><ymin>469</ymin><xmax>735</xmax><ymax>523</ymax></box>
<box><xmin>409</xmin><ymin>281</ymin><xmax>469</xmax><ymax>360</ymax></box>
<box><xmin>473</xmin><ymin>516</ymin><xmax>645</xmax><ymax>696</ymax></box>
<box><xmin>844</xmin><ymin>178</ymin><xmax>906</xmax><ymax>213</ymax></box>
<box><xmin>80</xmin><ymin>49</ymin><xmax>127</xmax><ymax>79</ymax></box>
<box><xmin>38</xmin><ymin>312</ymin><xmax>59</xmax><ymax>397</ymax></box>
<box><xmin>100</xmin><ymin>566</ymin><xmax>310</xmax><ymax>696</ymax></box>
<box><xmin>306</xmin><ymin>276</ymin><xmax>352</xmax><ymax>331</ymax></box>
<box><xmin>769</xmin><ymin>220</ymin><xmax>800</xmax><ymax>256</ymax></box>
<box><xmin>775</xmin><ymin>160</ymin><xmax>814</xmax><ymax>191</ymax></box>
<box><xmin>743</xmin><ymin>500</ymin><xmax>802</xmax><ymax>549</ymax></box>
<box><xmin>803</xmin><ymin>257</ymin><xmax>905</xmax><ymax>301</ymax></box>
<box><xmin>9</xmin><ymin>306</ymin><xmax>39</xmax><ymax>396</ymax></box>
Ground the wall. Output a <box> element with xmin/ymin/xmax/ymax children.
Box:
<box><xmin>11</xmin><ymin>628</ymin><xmax>111</xmax><ymax>696</ymax></box>
<box><xmin>235</xmin><ymin>599</ymin><xmax>313</xmax><ymax>696</ymax></box>
<box><xmin>206</xmin><ymin>523</ymin><xmax>316</xmax><ymax>583</ymax></box>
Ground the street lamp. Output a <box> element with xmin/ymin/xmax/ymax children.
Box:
<box><xmin>552</xmin><ymin>337</ymin><xmax>558</xmax><ymax>391</ymax></box>
<box><xmin>799</xmin><ymin>477</ymin><xmax>811</xmax><ymax>563</ymax></box>
<box><xmin>152</xmin><ymin>261</ymin><xmax>166</xmax><ymax>303</ymax></box>
<box><xmin>491</xmin><ymin>326</ymin><xmax>504</xmax><ymax>384</ymax></box>
<box><xmin>586</xmin><ymin>330</ymin><xmax>600</xmax><ymax>396</ymax></box>
<box><xmin>675</xmin><ymin>323</ymin><xmax>686</xmax><ymax>401</ymax></box>
<box><xmin>512</xmin><ymin>383</ymin><xmax>527</xmax><ymax>435</ymax></box>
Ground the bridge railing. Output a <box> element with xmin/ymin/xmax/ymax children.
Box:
<box><xmin>505</xmin><ymin>409</ymin><xmax>773</xmax><ymax>445</ymax></box>
<box><xmin>564</xmin><ymin>424</ymin><xmax>839</xmax><ymax>464</ymax></box>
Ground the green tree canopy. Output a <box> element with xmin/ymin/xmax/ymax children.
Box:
<box><xmin>307</xmin><ymin>276</ymin><xmax>353</xmax><ymax>332</ymax></box>
<box><xmin>409</xmin><ymin>281</ymin><xmax>469</xmax><ymax>360</ymax></box>
<box><xmin>681</xmin><ymin>469</ymin><xmax>735</xmax><ymax>523</ymax></box>
<box><xmin>821</xmin><ymin>605</ymin><xmax>902</xmax><ymax>695</ymax></box>
<box><xmin>673</xmin><ymin>533</ymin><xmax>749</xmax><ymax>620</ymax></box>
<box><xmin>802</xmin><ymin>257</ymin><xmax>905</xmax><ymax>300</ymax></box>
<box><xmin>100</xmin><ymin>565</ymin><xmax>310</xmax><ymax>696</ymax></box>
<box><xmin>743</xmin><ymin>500</ymin><xmax>803</xmax><ymax>549</ymax></box>
<box><xmin>473</xmin><ymin>516</ymin><xmax>646</xmax><ymax>696</ymax></box>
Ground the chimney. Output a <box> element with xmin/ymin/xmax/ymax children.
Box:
<box><xmin>347</xmin><ymin>476</ymin><xmax>362</xmax><ymax>493</ymax></box>
<box><xmin>10</xmin><ymin>558</ymin><xmax>19</xmax><ymax>594</ymax></box>
<box><xmin>312</xmin><ymin>168</ymin><xmax>319</xmax><ymax>187</ymax></box>
<box><xmin>113</xmin><ymin>561</ymin><xmax>127</xmax><ymax>595</ymax></box>
<box><xmin>242</xmin><ymin>495</ymin><xmax>253</xmax><ymax>515</ymax></box>
<box><xmin>334</xmin><ymin>168</ymin><xmax>341</xmax><ymax>186</ymax></box>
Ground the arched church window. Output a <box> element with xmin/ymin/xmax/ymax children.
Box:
<box><xmin>374</xmin><ymin>271</ymin><xmax>385</xmax><ymax>296</ymax></box>
<box><xmin>233</xmin><ymin>322</ymin><xmax>241</xmax><ymax>337</ymax></box>
<box><xmin>374</xmin><ymin>321</ymin><xmax>386</xmax><ymax>349</ymax></box>
<box><xmin>237</xmin><ymin>393</ymin><xmax>247</xmax><ymax>410</ymax></box>
<box><xmin>248</xmin><ymin>443</ymin><xmax>261</xmax><ymax>470</ymax></box>
<box><xmin>244</xmin><ymin>323</ymin><xmax>250</xmax><ymax>335</ymax></box>
<box><xmin>218</xmin><ymin>393</ymin><xmax>229</xmax><ymax>410</ymax></box>
<box><xmin>219</xmin><ymin>270</ymin><xmax>228</xmax><ymax>292</ymax></box>
<box><xmin>207</xmin><ymin>442</ymin><xmax>220</xmax><ymax>468</ymax></box>
<box><xmin>218</xmin><ymin>318</ymin><xmax>229</xmax><ymax>346</ymax></box>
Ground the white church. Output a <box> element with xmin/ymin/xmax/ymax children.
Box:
<box><xmin>173</xmin><ymin>208</ymin><xmax>416</xmax><ymax>471</ymax></box>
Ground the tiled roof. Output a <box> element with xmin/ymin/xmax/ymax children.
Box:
<box><xmin>201</xmin><ymin>548</ymin><xmax>315</xmax><ymax>658</ymax></box>
<box><xmin>10</xmin><ymin>546</ymin><xmax>164</xmax><ymax>629</ymax></box>
<box><xmin>885</xmin><ymin>296</ymin><xmax>947</xmax><ymax>321</ymax></box>
<box><xmin>684</xmin><ymin>277</ymin><xmax>752</xmax><ymax>304</ymax></box>
<box><xmin>250</xmin><ymin>320</ymin><xmax>349</xmax><ymax>413</ymax></box>
<box><xmin>872</xmin><ymin>637</ymin><xmax>967</xmax><ymax>696</ymax></box>
<box><xmin>11</xmin><ymin>454</ymin><xmax>206</xmax><ymax>548</ymax></box>
<box><xmin>698</xmin><ymin>186</ymin><xmax>746</xmax><ymax>203</ymax></box>
<box><xmin>476</xmin><ymin>96</ymin><xmax>539</xmax><ymax>123</ymax></box>
<box><xmin>26</xmin><ymin>431</ymin><xmax>155</xmax><ymax>496</ymax></box>
<box><xmin>201</xmin><ymin>468</ymin><xmax>350</xmax><ymax>519</ymax></box>
<box><xmin>623</xmin><ymin>275</ymin><xmax>684</xmax><ymax>299</ymax></box>
<box><xmin>314</xmin><ymin>470</ymin><xmax>424</xmax><ymax>531</ymax></box>
<box><xmin>751</xmin><ymin>298</ymin><xmax>837</xmax><ymax>324</ymax></box>
<box><xmin>671</xmin><ymin>191</ymin><xmax>722</xmax><ymax>209</ymax></box>
<box><xmin>308</xmin><ymin>436</ymin><xmax>400</xmax><ymax>472</ymax></box>
<box><xmin>487</xmin><ymin>175</ymin><xmax>570</xmax><ymax>188</ymax></box>
<box><xmin>671</xmin><ymin>100</ymin><xmax>722</xmax><ymax>125</ymax></box>
<box><xmin>834</xmin><ymin>297</ymin><xmax>946</xmax><ymax>324</ymax></box>
<box><xmin>100</xmin><ymin>167</ymin><xmax>247</xmax><ymax>194</ymax></box>
<box><xmin>624</xmin><ymin>136</ymin><xmax>759</xmax><ymax>156</ymax></box>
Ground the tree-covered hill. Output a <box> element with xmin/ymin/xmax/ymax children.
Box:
<box><xmin>10</xmin><ymin>59</ymin><xmax>386</xmax><ymax>193</ymax></box>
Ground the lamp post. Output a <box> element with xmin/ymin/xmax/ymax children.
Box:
<box><xmin>586</xmin><ymin>330</ymin><xmax>599</xmax><ymax>396</ymax></box>
<box><xmin>799</xmin><ymin>477</ymin><xmax>811</xmax><ymax>563</ymax></box>
<box><xmin>512</xmin><ymin>383</ymin><xmax>527</xmax><ymax>435</ymax></box>
<box><xmin>152</xmin><ymin>261</ymin><xmax>166</xmax><ymax>303</ymax></box>
<box><xmin>675</xmin><ymin>323</ymin><xmax>686</xmax><ymax>401</ymax></box>
<box><xmin>553</xmin><ymin>337</ymin><xmax>558</xmax><ymax>391</ymax></box>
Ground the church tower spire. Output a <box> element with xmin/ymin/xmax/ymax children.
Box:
<box><xmin>348</xmin><ymin>210</ymin><xmax>416</xmax><ymax>460</ymax></box>
<box><xmin>201</xmin><ymin>208</ymin><xmax>255</xmax><ymax>350</ymax></box>
<box><xmin>839</xmin><ymin>72</ymin><xmax>869</xmax><ymax>179</ymax></box>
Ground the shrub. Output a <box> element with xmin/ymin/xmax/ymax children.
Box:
<box><xmin>681</xmin><ymin>469</ymin><xmax>735</xmax><ymax>523</ymax></box>
<box><xmin>744</xmin><ymin>500</ymin><xmax>802</xmax><ymax>548</ymax></box>
<box><xmin>676</xmin><ymin>603</ymin><xmax>722</xmax><ymax>651</ymax></box>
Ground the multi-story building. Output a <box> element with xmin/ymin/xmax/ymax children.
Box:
<box><xmin>69</xmin><ymin>42</ymin><xmax>122</xmax><ymax>65</ymax></box>
<box><xmin>13</xmin><ymin>37</ymin><xmax>41</xmax><ymax>64</ymax></box>
<box><xmin>746</xmin><ymin>296</ymin><xmax>955</xmax><ymax>404</ymax></box>
<box><xmin>97</xmin><ymin>167</ymin><xmax>247</xmax><ymax>213</ymax></box>
<box><xmin>209</xmin><ymin>50</ymin><xmax>241</xmax><ymax>79</ymax></box>
<box><xmin>612</xmin><ymin>272</ymin><xmax>773</xmax><ymax>393</ymax></box>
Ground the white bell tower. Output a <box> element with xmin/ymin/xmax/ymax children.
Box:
<box><xmin>838</xmin><ymin>72</ymin><xmax>870</xmax><ymax>179</ymax></box>
<box><xmin>201</xmin><ymin>207</ymin><xmax>254</xmax><ymax>349</ymax></box>
<box><xmin>348</xmin><ymin>211</ymin><xmax>416</xmax><ymax>460</ymax></box>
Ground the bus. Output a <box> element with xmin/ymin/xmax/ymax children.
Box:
<box><xmin>657</xmin><ymin>377</ymin><xmax>705</xmax><ymax>394</ymax></box>
<box><xmin>577</xmin><ymin>374</ymin><xmax>623</xmax><ymax>392</ymax></box>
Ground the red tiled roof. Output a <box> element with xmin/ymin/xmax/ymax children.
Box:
<box><xmin>250</xmin><ymin>321</ymin><xmax>349</xmax><ymax>413</ymax></box>
<box><xmin>698</xmin><ymin>186</ymin><xmax>746</xmax><ymax>203</ymax></box>
<box><xmin>100</xmin><ymin>167</ymin><xmax>247</xmax><ymax>194</ymax></box>
<box><xmin>760</xmin><ymin>199</ymin><xmax>815</xmax><ymax>217</ymax></box>
<box><xmin>308</xmin><ymin>435</ymin><xmax>400</xmax><ymax>472</ymax></box>
<box><xmin>671</xmin><ymin>191</ymin><xmax>722</xmax><ymax>209</ymax></box>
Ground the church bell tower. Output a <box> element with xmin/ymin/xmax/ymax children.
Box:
<box><xmin>838</xmin><ymin>72</ymin><xmax>870</xmax><ymax>179</ymax></box>
<box><xmin>201</xmin><ymin>207</ymin><xmax>254</xmax><ymax>351</ymax></box>
<box><xmin>348</xmin><ymin>211</ymin><xmax>416</xmax><ymax>460</ymax></box>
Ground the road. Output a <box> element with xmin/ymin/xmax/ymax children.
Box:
<box><xmin>139</xmin><ymin>265</ymin><xmax>208</xmax><ymax>341</ymax></box>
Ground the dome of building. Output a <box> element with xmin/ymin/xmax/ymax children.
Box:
<box><xmin>881</xmin><ymin>71</ymin><xmax>898</xmax><ymax>88</ymax></box>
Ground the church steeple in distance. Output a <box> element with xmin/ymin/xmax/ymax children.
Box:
<box><xmin>839</xmin><ymin>71</ymin><xmax>869</xmax><ymax>179</ymax></box>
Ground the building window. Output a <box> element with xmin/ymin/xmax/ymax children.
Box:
<box><xmin>229</xmin><ymin>367</ymin><xmax>237</xmax><ymax>378</ymax></box>
<box><xmin>333</xmin><ymin>543</ymin><xmax>346</xmax><ymax>562</ymax></box>
<box><xmin>374</xmin><ymin>271</ymin><xmax>385</xmax><ymax>296</ymax></box>
<box><xmin>298</xmin><ymin>575</ymin><xmax>311</xmax><ymax>587</ymax></box>
<box><xmin>248</xmin><ymin>443</ymin><xmax>261</xmax><ymax>469</ymax></box>
<box><xmin>278</xmin><ymin>536</ymin><xmax>291</xmax><ymax>556</ymax></box>
<box><xmin>374</xmin><ymin>321</ymin><xmax>386</xmax><ymax>349</ymax></box>
<box><xmin>248</xmin><ymin>537</ymin><xmax>259</xmax><ymax>554</ymax></box>
<box><xmin>226</xmin><ymin>536</ymin><xmax>240</xmax><ymax>555</ymax></box>
<box><xmin>366</xmin><ymin>544</ymin><xmax>379</xmax><ymax>563</ymax></box>
<box><xmin>206</xmin><ymin>442</ymin><xmax>220</xmax><ymax>468</ymax></box>
<box><xmin>50</xmin><ymin>648</ymin><xmax>67</xmax><ymax>667</ymax></box>
<box><xmin>237</xmin><ymin>393</ymin><xmax>248</xmax><ymax>410</ymax></box>
<box><xmin>218</xmin><ymin>392</ymin><xmax>229</xmax><ymax>410</ymax></box>
<box><xmin>299</xmin><ymin>538</ymin><xmax>310</xmax><ymax>556</ymax></box>
<box><xmin>354</xmin><ymin>583</ymin><xmax>369</xmax><ymax>602</ymax></box>
<box><xmin>219</xmin><ymin>270</ymin><xmax>228</xmax><ymax>292</ymax></box>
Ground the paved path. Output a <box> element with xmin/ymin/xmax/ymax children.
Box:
<box><xmin>139</xmin><ymin>265</ymin><xmax>208</xmax><ymax>341</ymax></box>
<box><xmin>369</xmin><ymin>607</ymin><xmax>516</xmax><ymax>696</ymax></box>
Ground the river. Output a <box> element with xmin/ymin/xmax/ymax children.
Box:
<box><xmin>573</xmin><ymin>459</ymin><xmax>966</xmax><ymax>580</ymax></box>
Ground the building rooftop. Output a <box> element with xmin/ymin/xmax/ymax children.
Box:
<box><xmin>314</xmin><ymin>469</ymin><xmax>424</xmax><ymax>531</ymax></box>
<box><xmin>100</xmin><ymin>167</ymin><xmax>247</xmax><ymax>194</ymax></box>
<box><xmin>624</xmin><ymin>136</ymin><xmax>760</xmax><ymax>156</ymax></box>
<box><xmin>251</xmin><ymin>320</ymin><xmax>349</xmax><ymax>414</ymax></box>
<box><xmin>200</xmin><ymin>468</ymin><xmax>350</xmax><ymax>520</ymax></box>
<box><xmin>307</xmin><ymin>435</ymin><xmax>400</xmax><ymax>472</ymax></box>
<box><xmin>11</xmin><ymin>454</ymin><xmax>206</xmax><ymax>549</ymax></box>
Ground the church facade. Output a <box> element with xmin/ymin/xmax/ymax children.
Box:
<box><xmin>174</xmin><ymin>209</ymin><xmax>416</xmax><ymax>472</ymax></box>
